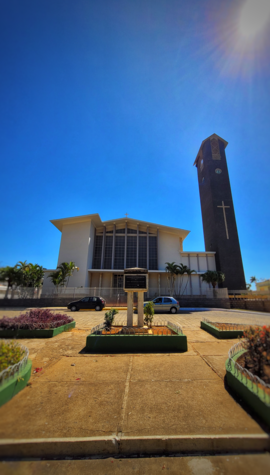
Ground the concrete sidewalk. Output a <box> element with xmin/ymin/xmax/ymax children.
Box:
<box><xmin>0</xmin><ymin>310</ymin><xmax>269</xmax><ymax>465</ymax></box>
<box><xmin>0</xmin><ymin>329</ymin><xmax>268</xmax><ymax>443</ymax></box>
<box><xmin>1</xmin><ymin>454</ymin><xmax>270</xmax><ymax>475</ymax></box>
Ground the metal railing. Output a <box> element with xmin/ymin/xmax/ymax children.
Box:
<box><xmin>39</xmin><ymin>286</ymin><xmax>228</xmax><ymax>300</ymax></box>
<box><xmin>227</xmin><ymin>341</ymin><xmax>270</xmax><ymax>405</ymax></box>
<box><xmin>0</xmin><ymin>342</ymin><xmax>29</xmax><ymax>386</ymax></box>
<box><xmin>90</xmin><ymin>320</ymin><xmax>183</xmax><ymax>336</ymax></box>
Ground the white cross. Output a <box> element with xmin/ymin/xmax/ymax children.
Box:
<box><xmin>217</xmin><ymin>201</ymin><xmax>230</xmax><ymax>239</ymax></box>
<box><xmin>125</xmin><ymin>213</ymin><xmax>128</xmax><ymax>217</ymax></box>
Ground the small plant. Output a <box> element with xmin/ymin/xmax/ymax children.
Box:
<box><xmin>0</xmin><ymin>340</ymin><xmax>26</xmax><ymax>372</ymax></box>
<box><xmin>144</xmin><ymin>301</ymin><xmax>154</xmax><ymax>328</ymax></box>
<box><xmin>0</xmin><ymin>309</ymin><xmax>74</xmax><ymax>331</ymax></box>
<box><xmin>242</xmin><ymin>326</ymin><xmax>270</xmax><ymax>384</ymax></box>
<box><xmin>104</xmin><ymin>308</ymin><xmax>119</xmax><ymax>330</ymax></box>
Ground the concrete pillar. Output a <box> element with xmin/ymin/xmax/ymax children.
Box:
<box><xmin>158</xmin><ymin>273</ymin><xmax>161</xmax><ymax>295</ymax></box>
<box><xmin>111</xmin><ymin>224</ymin><xmax>116</xmax><ymax>270</ymax></box>
<box><xmin>136</xmin><ymin>224</ymin><xmax>139</xmax><ymax>267</ymax></box>
<box><xmin>156</xmin><ymin>228</ymin><xmax>159</xmax><ymax>270</ymax></box>
<box><xmin>147</xmin><ymin>226</ymin><xmax>149</xmax><ymax>270</ymax></box>
<box><xmin>127</xmin><ymin>291</ymin><xmax>133</xmax><ymax>326</ymax></box>
<box><xmin>138</xmin><ymin>292</ymin><xmax>144</xmax><ymax>326</ymax></box>
<box><xmin>101</xmin><ymin>227</ymin><xmax>106</xmax><ymax>269</ymax></box>
<box><xmin>124</xmin><ymin>222</ymin><xmax>127</xmax><ymax>269</ymax></box>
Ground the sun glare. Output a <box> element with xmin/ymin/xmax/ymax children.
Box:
<box><xmin>239</xmin><ymin>0</ymin><xmax>270</xmax><ymax>40</ymax></box>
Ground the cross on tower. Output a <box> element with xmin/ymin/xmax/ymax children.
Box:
<box><xmin>217</xmin><ymin>201</ymin><xmax>230</xmax><ymax>239</ymax></box>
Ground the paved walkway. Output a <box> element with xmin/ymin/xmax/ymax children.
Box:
<box><xmin>2</xmin><ymin>454</ymin><xmax>270</xmax><ymax>475</ymax></box>
<box><xmin>0</xmin><ymin>307</ymin><xmax>269</xmax><ymax>470</ymax></box>
<box><xmin>1</xmin><ymin>307</ymin><xmax>270</xmax><ymax>331</ymax></box>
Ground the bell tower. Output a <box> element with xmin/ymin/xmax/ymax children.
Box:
<box><xmin>194</xmin><ymin>134</ymin><xmax>246</xmax><ymax>291</ymax></box>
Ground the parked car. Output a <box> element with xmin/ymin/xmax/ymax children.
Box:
<box><xmin>67</xmin><ymin>296</ymin><xmax>106</xmax><ymax>312</ymax></box>
<box><xmin>144</xmin><ymin>296</ymin><xmax>180</xmax><ymax>314</ymax></box>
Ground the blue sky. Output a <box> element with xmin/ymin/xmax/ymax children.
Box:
<box><xmin>1</xmin><ymin>0</ymin><xmax>270</xmax><ymax>286</ymax></box>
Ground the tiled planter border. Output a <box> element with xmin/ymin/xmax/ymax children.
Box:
<box><xmin>226</xmin><ymin>346</ymin><xmax>270</xmax><ymax>427</ymax></box>
<box><xmin>201</xmin><ymin>320</ymin><xmax>244</xmax><ymax>339</ymax></box>
<box><xmin>0</xmin><ymin>360</ymin><xmax>32</xmax><ymax>407</ymax></box>
<box><xmin>0</xmin><ymin>321</ymin><xmax>75</xmax><ymax>339</ymax></box>
<box><xmin>86</xmin><ymin>324</ymin><xmax>187</xmax><ymax>353</ymax></box>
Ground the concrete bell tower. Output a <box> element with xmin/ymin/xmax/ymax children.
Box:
<box><xmin>194</xmin><ymin>134</ymin><xmax>246</xmax><ymax>291</ymax></box>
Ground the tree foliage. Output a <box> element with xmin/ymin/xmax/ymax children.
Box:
<box><xmin>200</xmin><ymin>270</ymin><xmax>225</xmax><ymax>289</ymax></box>
<box><xmin>165</xmin><ymin>262</ymin><xmax>196</xmax><ymax>296</ymax></box>
<box><xmin>0</xmin><ymin>262</ymin><xmax>44</xmax><ymax>298</ymax></box>
<box><xmin>48</xmin><ymin>262</ymin><xmax>79</xmax><ymax>290</ymax></box>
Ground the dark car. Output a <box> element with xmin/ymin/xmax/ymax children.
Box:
<box><xmin>67</xmin><ymin>296</ymin><xmax>106</xmax><ymax>312</ymax></box>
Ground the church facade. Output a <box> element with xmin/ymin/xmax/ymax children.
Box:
<box><xmin>42</xmin><ymin>133</ymin><xmax>246</xmax><ymax>296</ymax></box>
<box><xmin>42</xmin><ymin>214</ymin><xmax>216</xmax><ymax>296</ymax></box>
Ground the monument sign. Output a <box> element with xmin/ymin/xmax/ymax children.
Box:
<box><xmin>124</xmin><ymin>268</ymin><xmax>148</xmax><ymax>327</ymax></box>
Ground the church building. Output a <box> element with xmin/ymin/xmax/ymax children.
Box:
<box><xmin>42</xmin><ymin>134</ymin><xmax>246</xmax><ymax>296</ymax></box>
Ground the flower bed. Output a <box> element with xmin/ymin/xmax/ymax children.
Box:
<box><xmin>201</xmin><ymin>318</ymin><xmax>251</xmax><ymax>339</ymax></box>
<box><xmin>0</xmin><ymin>341</ymin><xmax>32</xmax><ymax>407</ymax></box>
<box><xmin>0</xmin><ymin>309</ymin><xmax>75</xmax><ymax>338</ymax></box>
<box><xmin>226</xmin><ymin>335</ymin><xmax>270</xmax><ymax>427</ymax></box>
<box><xmin>86</xmin><ymin>321</ymin><xmax>187</xmax><ymax>353</ymax></box>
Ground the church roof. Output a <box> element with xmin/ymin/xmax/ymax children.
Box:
<box><xmin>50</xmin><ymin>214</ymin><xmax>190</xmax><ymax>239</ymax></box>
<box><xmin>193</xmin><ymin>133</ymin><xmax>228</xmax><ymax>166</ymax></box>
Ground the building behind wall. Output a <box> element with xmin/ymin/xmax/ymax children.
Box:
<box><xmin>42</xmin><ymin>214</ymin><xmax>217</xmax><ymax>298</ymax></box>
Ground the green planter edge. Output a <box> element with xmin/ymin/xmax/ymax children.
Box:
<box><xmin>0</xmin><ymin>360</ymin><xmax>32</xmax><ymax>408</ymax></box>
<box><xmin>226</xmin><ymin>350</ymin><xmax>270</xmax><ymax>427</ymax></box>
<box><xmin>201</xmin><ymin>320</ymin><xmax>244</xmax><ymax>339</ymax></box>
<box><xmin>0</xmin><ymin>321</ymin><xmax>75</xmax><ymax>339</ymax></box>
<box><xmin>86</xmin><ymin>326</ymin><xmax>187</xmax><ymax>353</ymax></box>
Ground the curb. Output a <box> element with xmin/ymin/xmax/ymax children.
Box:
<box><xmin>0</xmin><ymin>434</ymin><xmax>269</xmax><ymax>459</ymax></box>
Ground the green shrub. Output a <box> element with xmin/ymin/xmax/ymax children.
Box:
<box><xmin>104</xmin><ymin>308</ymin><xmax>119</xmax><ymax>330</ymax></box>
<box><xmin>242</xmin><ymin>326</ymin><xmax>270</xmax><ymax>383</ymax></box>
<box><xmin>144</xmin><ymin>301</ymin><xmax>154</xmax><ymax>328</ymax></box>
<box><xmin>0</xmin><ymin>340</ymin><xmax>26</xmax><ymax>372</ymax></box>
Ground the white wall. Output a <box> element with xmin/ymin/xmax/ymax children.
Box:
<box><xmin>158</xmin><ymin>231</ymin><xmax>181</xmax><ymax>270</ymax></box>
<box><xmin>57</xmin><ymin>220</ymin><xmax>93</xmax><ymax>287</ymax></box>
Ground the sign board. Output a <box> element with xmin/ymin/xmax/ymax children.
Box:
<box><xmin>124</xmin><ymin>274</ymin><xmax>148</xmax><ymax>291</ymax></box>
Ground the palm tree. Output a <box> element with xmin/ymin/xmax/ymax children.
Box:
<box><xmin>0</xmin><ymin>266</ymin><xmax>22</xmax><ymax>298</ymax></box>
<box><xmin>200</xmin><ymin>270</ymin><xmax>225</xmax><ymax>289</ymax></box>
<box><xmin>48</xmin><ymin>270</ymin><xmax>64</xmax><ymax>293</ymax></box>
<box><xmin>57</xmin><ymin>262</ymin><xmax>79</xmax><ymax>287</ymax></box>
<box><xmin>176</xmin><ymin>264</ymin><xmax>196</xmax><ymax>295</ymax></box>
<box><xmin>165</xmin><ymin>262</ymin><xmax>179</xmax><ymax>296</ymax></box>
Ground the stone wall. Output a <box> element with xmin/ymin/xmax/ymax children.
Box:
<box><xmin>0</xmin><ymin>298</ymin><xmax>73</xmax><ymax>308</ymax></box>
<box><xmin>0</xmin><ymin>296</ymin><xmax>231</xmax><ymax>309</ymax></box>
<box><xmin>2</xmin><ymin>297</ymin><xmax>270</xmax><ymax>312</ymax></box>
<box><xmin>230</xmin><ymin>299</ymin><xmax>270</xmax><ymax>313</ymax></box>
<box><xmin>178</xmin><ymin>297</ymin><xmax>230</xmax><ymax>309</ymax></box>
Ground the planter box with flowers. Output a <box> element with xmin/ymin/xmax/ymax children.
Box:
<box><xmin>226</xmin><ymin>326</ymin><xmax>270</xmax><ymax>427</ymax></box>
<box><xmin>0</xmin><ymin>309</ymin><xmax>75</xmax><ymax>338</ymax></box>
<box><xmin>0</xmin><ymin>340</ymin><xmax>32</xmax><ymax>407</ymax></box>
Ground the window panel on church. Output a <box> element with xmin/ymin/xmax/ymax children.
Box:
<box><xmin>149</xmin><ymin>236</ymin><xmax>157</xmax><ymax>270</ymax></box>
<box><xmin>139</xmin><ymin>236</ymin><xmax>147</xmax><ymax>268</ymax></box>
<box><xmin>127</xmin><ymin>228</ymin><xmax>136</xmax><ymax>234</ymax></box>
<box><xmin>116</xmin><ymin>228</ymin><xmax>125</xmax><ymax>234</ymax></box>
<box><xmin>114</xmin><ymin>236</ymin><xmax>125</xmax><ymax>269</ymax></box>
<box><xmin>126</xmin><ymin>236</ymin><xmax>137</xmax><ymax>268</ymax></box>
<box><xmin>93</xmin><ymin>235</ymin><xmax>103</xmax><ymax>269</ymax></box>
<box><xmin>104</xmin><ymin>235</ymin><xmax>113</xmax><ymax>269</ymax></box>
